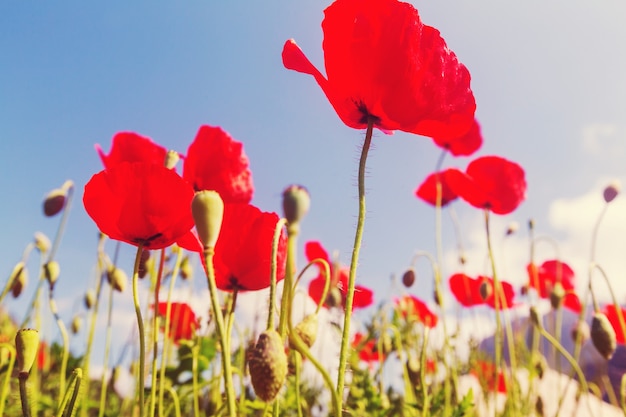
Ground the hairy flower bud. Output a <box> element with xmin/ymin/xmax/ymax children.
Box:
<box><xmin>402</xmin><ymin>268</ymin><xmax>416</xmax><ymax>288</ymax></box>
<box><xmin>43</xmin><ymin>261</ymin><xmax>60</xmax><ymax>288</ymax></box>
<box><xmin>84</xmin><ymin>289</ymin><xmax>95</xmax><ymax>309</ymax></box>
<box><xmin>282</xmin><ymin>185</ymin><xmax>310</xmax><ymax>230</ymax></box>
<box><xmin>191</xmin><ymin>191</ymin><xmax>224</xmax><ymax>249</ymax></box>
<box><xmin>107</xmin><ymin>267</ymin><xmax>128</xmax><ymax>293</ymax></box>
<box><xmin>603</xmin><ymin>181</ymin><xmax>620</xmax><ymax>203</ymax></box>
<box><xmin>33</xmin><ymin>232</ymin><xmax>50</xmax><ymax>254</ymax></box>
<box><xmin>42</xmin><ymin>180</ymin><xmax>73</xmax><ymax>217</ymax></box>
<box><xmin>15</xmin><ymin>329</ymin><xmax>39</xmax><ymax>376</ymax></box>
<box><xmin>9</xmin><ymin>262</ymin><xmax>27</xmax><ymax>298</ymax></box>
<box><xmin>591</xmin><ymin>312</ymin><xmax>617</xmax><ymax>360</ymax></box>
<box><xmin>248</xmin><ymin>330</ymin><xmax>287</xmax><ymax>402</ymax></box>
<box><xmin>71</xmin><ymin>316</ymin><xmax>82</xmax><ymax>334</ymax></box>
<box><xmin>292</xmin><ymin>314</ymin><xmax>318</xmax><ymax>349</ymax></box>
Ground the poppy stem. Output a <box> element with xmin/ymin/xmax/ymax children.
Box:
<box><xmin>202</xmin><ymin>248</ymin><xmax>237</xmax><ymax>417</ymax></box>
<box><xmin>131</xmin><ymin>243</ymin><xmax>146</xmax><ymax>417</ymax></box>
<box><xmin>270</xmin><ymin>218</ymin><xmax>288</xmax><ymax>332</ymax></box>
<box><xmin>336</xmin><ymin>117</ymin><xmax>374</xmax><ymax>406</ymax></box>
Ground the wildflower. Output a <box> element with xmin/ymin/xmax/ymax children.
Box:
<box><xmin>472</xmin><ymin>360</ymin><xmax>507</xmax><ymax>394</ymax></box>
<box><xmin>602</xmin><ymin>304</ymin><xmax>626</xmax><ymax>344</ymax></box>
<box><xmin>352</xmin><ymin>332</ymin><xmax>384</xmax><ymax>363</ymax></box>
<box><xmin>447</xmin><ymin>156</ymin><xmax>526</xmax><ymax>215</ymax></box>
<box><xmin>183</xmin><ymin>125</ymin><xmax>253</xmax><ymax>203</ymax></box>
<box><xmin>155</xmin><ymin>302</ymin><xmax>199</xmax><ymax>343</ymax></box>
<box><xmin>282</xmin><ymin>0</ymin><xmax>475</xmax><ymax>138</ymax></box>
<box><xmin>305</xmin><ymin>241</ymin><xmax>373</xmax><ymax>310</ymax></box>
<box><xmin>415</xmin><ymin>169</ymin><xmax>459</xmax><ymax>207</ymax></box>
<box><xmin>395</xmin><ymin>295</ymin><xmax>438</xmax><ymax>328</ymax></box>
<box><xmin>527</xmin><ymin>260</ymin><xmax>581</xmax><ymax>313</ymax></box>
<box><xmin>95</xmin><ymin>132</ymin><xmax>167</xmax><ymax>169</ymax></box>
<box><xmin>449</xmin><ymin>273</ymin><xmax>515</xmax><ymax>309</ymax></box>
<box><xmin>83</xmin><ymin>162</ymin><xmax>195</xmax><ymax>250</ymax></box>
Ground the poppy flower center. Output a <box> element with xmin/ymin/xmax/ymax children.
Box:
<box><xmin>355</xmin><ymin>100</ymin><xmax>380</xmax><ymax>125</ymax></box>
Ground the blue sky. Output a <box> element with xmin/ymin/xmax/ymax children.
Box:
<box><xmin>2</xmin><ymin>0</ymin><xmax>626</xmax><ymax>354</ymax></box>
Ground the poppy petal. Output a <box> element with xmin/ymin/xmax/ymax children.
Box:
<box><xmin>415</xmin><ymin>169</ymin><xmax>459</xmax><ymax>207</ymax></box>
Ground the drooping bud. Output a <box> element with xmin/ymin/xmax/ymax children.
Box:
<box><xmin>531</xmin><ymin>353</ymin><xmax>547</xmax><ymax>379</ymax></box>
<box><xmin>191</xmin><ymin>191</ymin><xmax>224</xmax><ymax>249</ymax></box>
<box><xmin>549</xmin><ymin>282</ymin><xmax>565</xmax><ymax>310</ymax></box>
<box><xmin>571</xmin><ymin>320</ymin><xmax>590</xmax><ymax>344</ymax></box>
<box><xmin>33</xmin><ymin>232</ymin><xmax>51</xmax><ymax>254</ymax></box>
<box><xmin>180</xmin><ymin>256</ymin><xmax>192</xmax><ymax>280</ymax></box>
<box><xmin>248</xmin><ymin>329</ymin><xmax>288</xmax><ymax>402</ymax></box>
<box><xmin>530</xmin><ymin>306</ymin><xmax>542</xmax><ymax>329</ymax></box>
<box><xmin>603</xmin><ymin>180</ymin><xmax>620</xmax><ymax>203</ymax></box>
<box><xmin>42</xmin><ymin>180</ymin><xmax>73</xmax><ymax>217</ymax></box>
<box><xmin>402</xmin><ymin>268</ymin><xmax>416</xmax><ymax>288</ymax></box>
<box><xmin>15</xmin><ymin>328</ymin><xmax>39</xmax><ymax>376</ymax></box>
<box><xmin>84</xmin><ymin>289</ymin><xmax>96</xmax><ymax>309</ymax></box>
<box><xmin>292</xmin><ymin>314</ymin><xmax>318</xmax><ymax>349</ymax></box>
<box><xmin>282</xmin><ymin>185</ymin><xmax>310</xmax><ymax>231</ymax></box>
<box><xmin>71</xmin><ymin>316</ymin><xmax>82</xmax><ymax>334</ymax></box>
<box><xmin>43</xmin><ymin>261</ymin><xmax>60</xmax><ymax>288</ymax></box>
<box><xmin>164</xmin><ymin>150</ymin><xmax>180</xmax><ymax>170</ymax></box>
<box><xmin>591</xmin><ymin>312</ymin><xmax>617</xmax><ymax>360</ymax></box>
<box><xmin>406</xmin><ymin>356</ymin><xmax>421</xmax><ymax>386</ymax></box>
<box><xmin>9</xmin><ymin>262</ymin><xmax>27</xmax><ymax>298</ymax></box>
<box><xmin>433</xmin><ymin>289</ymin><xmax>442</xmax><ymax>307</ymax></box>
<box><xmin>325</xmin><ymin>287</ymin><xmax>343</xmax><ymax>308</ymax></box>
<box><xmin>107</xmin><ymin>267</ymin><xmax>128</xmax><ymax>293</ymax></box>
<box><xmin>505</xmin><ymin>221</ymin><xmax>519</xmax><ymax>236</ymax></box>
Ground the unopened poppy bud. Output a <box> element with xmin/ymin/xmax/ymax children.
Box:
<box><xmin>84</xmin><ymin>289</ymin><xmax>95</xmax><ymax>309</ymax></box>
<box><xmin>107</xmin><ymin>267</ymin><xmax>128</xmax><ymax>293</ymax></box>
<box><xmin>530</xmin><ymin>306</ymin><xmax>542</xmax><ymax>329</ymax></box>
<box><xmin>71</xmin><ymin>316</ymin><xmax>82</xmax><ymax>334</ymax></box>
<box><xmin>15</xmin><ymin>328</ymin><xmax>39</xmax><ymax>376</ymax></box>
<box><xmin>43</xmin><ymin>189</ymin><xmax>66</xmax><ymax>217</ymax></box>
<box><xmin>528</xmin><ymin>218</ymin><xmax>535</xmax><ymax>231</ymax></box>
<box><xmin>532</xmin><ymin>353</ymin><xmax>547</xmax><ymax>379</ymax></box>
<box><xmin>164</xmin><ymin>150</ymin><xmax>180</xmax><ymax>170</ymax></box>
<box><xmin>191</xmin><ymin>191</ymin><xmax>224</xmax><ymax>249</ymax></box>
<box><xmin>325</xmin><ymin>287</ymin><xmax>342</xmax><ymax>308</ymax></box>
<box><xmin>591</xmin><ymin>312</ymin><xmax>617</xmax><ymax>360</ymax></box>
<box><xmin>505</xmin><ymin>221</ymin><xmax>519</xmax><ymax>236</ymax></box>
<box><xmin>406</xmin><ymin>356</ymin><xmax>420</xmax><ymax>386</ymax></box>
<box><xmin>248</xmin><ymin>329</ymin><xmax>288</xmax><ymax>402</ymax></box>
<box><xmin>9</xmin><ymin>262</ymin><xmax>27</xmax><ymax>298</ymax></box>
<box><xmin>549</xmin><ymin>282</ymin><xmax>565</xmax><ymax>310</ymax></box>
<box><xmin>33</xmin><ymin>232</ymin><xmax>50</xmax><ymax>254</ymax></box>
<box><xmin>603</xmin><ymin>181</ymin><xmax>620</xmax><ymax>203</ymax></box>
<box><xmin>459</xmin><ymin>254</ymin><xmax>467</xmax><ymax>265</ymax></box>
<box><xmin>282</xmin><ymin>185</ymin><xmax>310</xmax><ymax>229</ymax></box>
<box><xmin>571</xmin><ymin>320</ymin><xmax>590</xmax><ymax>344</ymax></box>
<box><xmin>381</xmin><ymin>333</ymin><xmax>393</xmax><ymax>355</ymax></box>
<box><xmin>292</xmin><ymin>314</ymin><xmax>318</xmax><ymax>349</ymax></box>
<box><xmin>402</xmin><ymin>268</ymin><xmax>416</xmax><ymax>288</ymax></box>
<box><xmin>180</xmin><ymin>256</ymin><xmax>192</xmax><ymax>280</ymax></box>
<box><xmin>43</xmin><ymin>261</ymin><xmax>60</xmax><ymax>288</ymax></box>
<box><xmin>479</xmin><ymin>281</ymin><xmax>492</xmax><ymax>301</ymax></box>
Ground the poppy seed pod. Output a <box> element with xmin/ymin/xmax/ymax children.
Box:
<box><xmin>33</xmin><ymin>232</ymin><xmax>51</xmax><ymax>254</ymax></box>
<box><xmin>164</xmin><ymin>150</ymin><xmax>180</xmax><ymax>170</ymax></box>
<box><xmin>591</xmin><ymin>312</ymin><xmax>617</xmax><ymax>360</ymax></box>
<box><xmin>603</xmin><ymin>181</ymin><xmax>620</xmax><ymax>203</ymax></box>
<box><xmin>15</xmin><ymin>328</ymin><xmax>39</xmax><ymax>376</ymax></box>
<box><xmin>282</xmin><ymin>185</ymin><xmax>310</xmax><ymax>229</ymax></box>
<box><xmin>107</xmin><ymin>267</ymin><xmax>128</xmax><ymax>293</ymax></box>
<box><xmin>43</xmin><ymin>261</ymin><xmax>60</xmax><ymax>288</ymax></box>
<box><xmin>9</xmin><ymin>262</ymin><xmax>27</xmax><ymax>298</ymax></box>
<box><xmin>191</xmin><ymin>191</ymin><xmax>224</xmax><ymax>249</ymax></box>
<box><xmin>292</xmin><ymin>314</ymin><xmax>318</xmax><ymax>349</ymax></box>
<box><xmin>248</xmin><ymin>329</ymin><xmax>287</xmax><ymax>402</ymax></box>
<box><xmin>402</xmin><ymin>268</ymin><xmax>416</xmax><ymax>288</ymax></box>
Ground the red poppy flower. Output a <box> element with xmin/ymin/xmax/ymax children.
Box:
<box><xmin>395</xmin><ymin>295</ymin><xmax>438</xmax><ymax>328</ymax></box>
<box><xmin>471</xmin><ymin>360</ymin><xmax>507</xmax><ymax>394</ymax></box>
<box><xmin>431</xmin><ymin>118</ymin><xmax>482</xmax><ymax>157</ymax></box>
<box><xmin>183</xmin><ymin>125</ymin><xmax>253</xmax><ymax>204</ymax></box>
<box><xmin>449</xmin><ymin>273</ymin><xmax>515</xmax><ymax>309</ymax></box>
<box><xmin>282</xmin><ymin>0</ymin><xmax>475</xmax><ymax>138</ymax></box>
<box><xmin>603</xmin><ymin>304</ymin><xmax>626</xmax><ymax>344</ymax></box>
<box><xmin>95</xmin><ymin>132</ymin><xmax>168</xmax><ymax>169</ymax></box>
<box><xmin>446</xmin><ymin>156</ymin><xmax>526</xmax><ymax>215</ymax></box>
<box><xmin>83</xmin><ymin>162</ymin><xmax>195</xmax><ymax>249</ymax></box>
<box><xmin>352</xmin><ymin>332</ymin><xmax>384</xmax><ymax>363</ymax></box>
<box><xmin>305</xmin><ymin>241</ymin><xmax>373</xmax><ymax>310</ymax></box>
<box><xmin>527</xmin><ymin>260</ymin><xmax>581</xmax><ymax>313</ymax></box>
<box><xmin>155</xmin><ymin>302</ymin><xmax>199</xmax><ymax>343</ymax></box>
<box><xmin>415</xmin><ymin>169</ymin><xmax>459</xmax><ymax>207</ymax></box>
<box><xmin>210</xmin><ymin>203</ymin><xmax>286</xmax><ymax>291</ymax></box>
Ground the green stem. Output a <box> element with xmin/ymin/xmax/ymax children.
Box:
<box><xmin>48</xmin><ymin>296</ymin><xmax>69</xmax><ymax>402</ymax></box>
<box><xmin>0</xmin><ymin>344</ymin><xmax>15</xmax><ymax>417</ymax></box>
<box><xmin>149</xmin><ymin>249</ymin><xmax>166</xmax><ymax>417</ymax></box>
<box><xmin>58</xmin><ymin>368</ymin><xmax>82</xmax><ymax>417</ymax></box>
<box><xmin>337</xmin><ymin>117</ymin><xmax>374</xmax><ymax>404</ymax></box>
<box><xmin>270</xmin><ymin>218</ymin><xmax>288</xmax><ymax>332</ymax></box>
<box><xmin>202</xmin><ymin>248</ymin><xmax>236</xmax><ymax>417</ymax></box>
<box><xmin>131</xmin><ymin>244</ymin><xmax>146</xmax><ymax>417</ymax></box>
<box><xmin>192</xmin><ymin>342</ymin><xmax>200</xmax><ymax>417</ymax></box>
<box><xmin>98</xmin><ymin>281</ymin><xmax>115</xmax><ymax>417</ymax></box>
<box><xmin>19</xmin><ymin>374</ymin><xmax>31</xmax><ymax>417</ymax></box>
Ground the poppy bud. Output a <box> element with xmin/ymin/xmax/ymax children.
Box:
<box><xmin>402</xmin><ymin>268</ymin><xmax>416</xmax><ymax>288</ymax></box>
<box><xmin>381</xmin><ymin>333</ymin><xmax>393</xmax><ymax>355</ymax></box>
<box><xmin>479</xmin><ymin>280</ymin><xmax>492</xmax><ymax>301</ymax></box>
<box><xmin>180</xmin><ymin>256</ymin><xmax>192</xmax><ymax>280</ymax></box>
<box><xmin>15</xmin><ymin>328</ymin><xmax>39</xmax><ymax>377</ymax></box>
<box><xmin>549</xmin><ymin>282</ymin><xmax>565</xmax><ymax>310</ymax></box>
<box><xmin>282</xmin><ymin>185</ymin><xmax>310</xmax><ymax>230</ymax></box>
<box><xmin>325</xmin><ymin>287</ymin><xmax>342</xmax><ymax>308</ymax></box>
<box><xmin>433</xmin><ymin>289</ymin><xmax>442</xmax><ymax>307</ymax></box>
<box><xmin>406</xmin><ymin>356</ymin><xmax>420</xmax><ymax>386</ymax></box>
<box><xmin>505</xmin><ymin>221</ymin><xmax>519</xmax><ymax>236</ymax></box>
<box><xmin>9</xmin><ymin>261</ymin><xmax>27</xmax><ymax>298</ymax></box>
<box><xmin>571</xmin><ymin>320</ymin><xmax>590</xmax><ymax>344</ymax></box>
<box><xmin>292</xmin><ymin>314</ymin><xmax>318</xmax><ymax>349</ymax></box>
<box><xmin>84</xmin><ymin>289</ymin><xmax>95</xmax><ymax>309</ymax></box>
<box><xmin>43</xmin><ymin>189</ymin><xmax>66</xmax><ymax>217</ymax></box>
<box><xmin>71</xmin><ymin>316</ymin><xmax>82</xmax><ymax>334</ymax></box>
<box><xmin>591</xmin><ymin>312</ymin><xmax>617</xmax><ymax>360</ymax></box>
<box><xmin>459</xmin><ymin>254</ymin><xmax>467</xmax><ymax>265</ymax></box>
<box><xmin>532</xmin><ymin>353</ymin><xmax>547</xmax><ymax>379</ymax></box>
<box><xmin>248</xmin><ymin>329</ymin><xmax>288</xmax><ymax>402</ymax></box>
<box><xmin>528</xmin><ymin>218</ymin><xmax>535</xmax><ymax>231</ymax></box>
<box><xmin>43</xmin><ymin>261</ymin><xmax>60</xmax><ymax>288</ymax></box>
<box><xmin>603</xmin><ymin>181</ymin><xmax>620</xmax><ymax>203</ymax></box>
<box><xmin>164</xmin><ymin>150</ymin><xmax>180</xmax><ymax>170</ymax></box>
<box><xmin>191</xmin><ymin>191</ymin><xmax>224</xmax><ymax>249</ymax></box>
<box><xmin>33</xmin><ymin>232</ymin><xmax>50</xmax><ymax>254</ymax></box>
<box><xmin>530</xmin><ymin>306</ymin><xmax>542</xmax><ymax>329</ymax></box>
<box><xmin>107</xmin><ymin>267</ymin><xmax>128</xmax><ymax>293</ymax></box>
